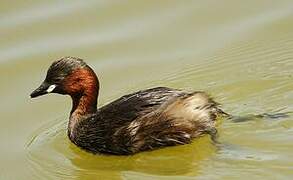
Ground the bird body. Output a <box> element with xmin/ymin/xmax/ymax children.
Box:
<box><xmin>30</xmin><ymin>57</ymin><xmax>225</xmax><ymax>155</ymax></box>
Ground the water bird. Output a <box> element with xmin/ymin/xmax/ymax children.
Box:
<box><xmin>30</xmin><ymin>56</ymin><xmax>226</xmax><ymax>155</ymax></box>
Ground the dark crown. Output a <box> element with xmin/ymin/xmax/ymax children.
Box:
<box><xmin>46</xmin><ymin>56</ymin><xmax>87</xmax><ymax>82</ymax></box>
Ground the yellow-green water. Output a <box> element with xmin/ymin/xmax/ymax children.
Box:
<box><xmin>0</xmin><ymin>1</ymin><xmax>293</xmax><ymax>179</ymax></box>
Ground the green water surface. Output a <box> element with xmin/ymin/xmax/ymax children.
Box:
<box><xmin>0</xmin><ymin>1</ymin><xmax>292</xmax><ymax>179</ymax></box>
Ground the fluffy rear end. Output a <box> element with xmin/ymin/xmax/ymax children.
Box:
<box><xmin>127</xmin><ymin>92</ymin><xmax>223</xmax><ymax>153</ymax></box>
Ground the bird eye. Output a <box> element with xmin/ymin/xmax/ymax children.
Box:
<box><xmin>76</xmin><ymin>78</ymin><xmax>82</xmax><ymax>82</ymax></box>
<box><xmin>46</xmin><ymin>76</ymin><xmax>63</xmax><ymax>84</ymax></box>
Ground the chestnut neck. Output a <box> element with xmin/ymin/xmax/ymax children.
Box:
<box><xmin>70</xmin><ymin>89</ymin><xmax>98</xmax><ymax>116</ymax></box>
<box><xmin>66</xmin><ymin>67</ymin><xmax>99</xmax><ymax>126</ymax></box>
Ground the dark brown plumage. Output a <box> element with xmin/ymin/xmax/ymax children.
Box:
<box><xmin>30</xmin><ymin>57</ymin><xmax>226</xmax><ymax>155</ymax></box>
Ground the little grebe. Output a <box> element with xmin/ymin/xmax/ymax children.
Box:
<box><xmin>30</xmin><ymin>57</ymin><xmax>226</xmax><ymax>155</ymax></box>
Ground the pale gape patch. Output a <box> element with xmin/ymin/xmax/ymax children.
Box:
<box><xmin>46</xmin><ymin>84</ymin><xmax>56</xmax><ymax>93</ymax></box>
